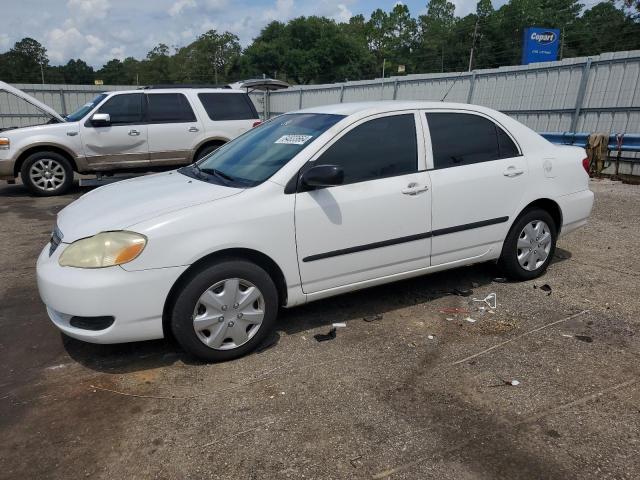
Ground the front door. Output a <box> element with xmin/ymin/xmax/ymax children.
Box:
<box><xmin>295</xmin><ymin>112</ymin><xmax>432</xmax><ymax>294</ymax></box>
<box><xmin>79</xmin><ymin>93</ymin><xmax>149</xmax><ymax>169</ymax></box>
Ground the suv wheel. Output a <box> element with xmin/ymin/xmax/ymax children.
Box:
<box><xmin>21</xmin><ymin>151</ymin><xmax>73</xmax><ymax>196</ymax></box>
<box><xmin>170</xmin><ymin>259</ymin><xmax>278</xmax><ymax>362</ymax></box>
<box><xmin>499</xmin><ymin>208</ymin><xmax>557</xmax><ymax>280</ymax></box>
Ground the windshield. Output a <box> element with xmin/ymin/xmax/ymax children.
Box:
<box><xmin>190</xmin><ymin>113</ymin><xmax>345</xmax><ymax>187</ymax></box>
<box><xmin>65</xmin><ymin>93</ymin><xmax>108</xmax><ymax>122</ymax></box>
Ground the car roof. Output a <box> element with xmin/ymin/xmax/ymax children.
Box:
<box><xmin>295</xmin><ymin>101</ymin><xmax>496</xmax><ymax>116</ymax></box>
<box><xmin>104</xmin><ymin>88</ymin><xmax>247</xmax><ymax>95</ymax></box>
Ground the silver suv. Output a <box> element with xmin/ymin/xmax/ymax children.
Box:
<box><xmin>0</xmin><ymin>82</ymin><xmax>260</xmax><ymax>196</ymax></box>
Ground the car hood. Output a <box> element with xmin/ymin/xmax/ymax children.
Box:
<box><xmin>0</xmin><ymin>81</ymin><xmax>66</xmax><ymax>123</ymax></box>
<box><xmin>56</xmin><ymin>171</ymin><xmax>242</xmax><ymax>242</ymax></box>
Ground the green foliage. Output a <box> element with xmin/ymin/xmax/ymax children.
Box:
<box><xmin>1</xmin><ymin>1</ymin><xmax>639</xmax><ymax>85</ymax></box>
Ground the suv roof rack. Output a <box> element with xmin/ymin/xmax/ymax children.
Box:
<box><xmin>140</xmin><ymin>84</ymin><xmax>232</xmax><ymax>90</ymax></box>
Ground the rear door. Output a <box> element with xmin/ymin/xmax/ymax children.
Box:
<box><xmin>146</xmin><ymin>92</ymin><xmax>202</xmax><ymax>166</ymax></box>
<box><xmin>79</xmin><ymin>93</ymin><xmax>149</xmax><ymax>168</ymax></box>
<box><xmin>424</xmin><ymin>110</ymin><xmax>527</xmax><ymax>265</ymax></box>
<box><xmin>196</xmin><ymin>92</ymin><xmax>259</xmax><ymax>140</ymax></box>
<box><xmin>294</xmin><ymin>112</ymin><xmax>432</xmax><ymax>294</ymax></box>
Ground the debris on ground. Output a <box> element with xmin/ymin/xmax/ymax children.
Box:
<box><xmin>314</xmin><ymin>328</ymin><xmax>337</xmax><ymax>342</ymax></box>
<box><xmin>510</xmin><ymin>379</ymin><xmax>521</xmax><ymax>386</ymax></box>
<box><xmin>453</xmin><ymin>287</ymin><xmax>473</xmax><ymax>297</ymax></box>
<box><xmin>575</xmin><ymin>335</ymin><xmax>593</xmax><ymax>343</ymax></box>
<box><xmin>493</xmin><ymin>277</ymin><xmax>508</xmax><ymax>283</ymax></box>
<box><xmin>535</xmin><ymin>284</ymin><xmax>553</xmax><ymax>295</ymax></box>
<box><xmin>464</xmin><ymin>317</ymin><xmax>477</xmax><ymax>323</ymax></box>
<box><xmin>363</xmin><ymin>313</ymin><xmax>383</xmax><ymax>322</ymax></box>
<box><xmin>427</xmin><ymin>335</ymin><xmax>435</xmax><ymax>340</ymax></box>
<box><xmin>472</xmin><ymin>293</ymin><xmax>497</xmax><ymax>310</ymax></box>
<box><xmin>332</xmin><ymin>322</ymin><xmax>347</xmax><ymax>328</ymax></box>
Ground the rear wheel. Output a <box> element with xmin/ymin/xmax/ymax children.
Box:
<box><xmin>21</xmin><ymin>151</ymin><xmax>73</xmax><ymax>196</ymax></box>
<box><xmin>499</xmin><ymin>208</ymin><xmax>557</xmax><ymax>281</ymax></box>
<box><xmin>194</xmin><ymin>142</ymin><xmax>224</xmax><ymax>162</ymax></box>
<box><xmin>170</xmin><ymin>259</ymin><xmax>278</xmax><ymax>362</ymax></box>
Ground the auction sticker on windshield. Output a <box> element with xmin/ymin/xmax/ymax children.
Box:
<box><xmin>275</xmin><ymin>134</ymin><xmax>313</xmax><ymax>145</ymax></box>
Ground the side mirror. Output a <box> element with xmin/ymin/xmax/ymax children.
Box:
<box><xmin>301</xmin><ymin>164</ymin><xmax>344</xmax><ymax>188</ymax></box>
<box><xmin>90</xmin><ymin>113</ymin><xmax>111</xmax><ymax>127</ymax></box>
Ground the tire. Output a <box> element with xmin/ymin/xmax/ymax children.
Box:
<box><xmin>170</xmin><ymin>259</ymin><xmax>279</xmax><ymax>362</ymax></box>
<box><xmin>499</xmin><ymin>208</ymin><xmax>557</xmax><ymax>281</ymax></box>
<box><xmin>194</xmin><ymin>142</ymin><xmax>223</xmax><ymax>162</ymax></box>
<box><xmin>20</xmin><ymin>151</ymin><xmax>74</xmax><ymax>196</ymax></box>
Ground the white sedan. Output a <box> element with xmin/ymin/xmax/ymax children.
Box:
<box><xmin>37</xmin><ymin>101</ymin><xmax>594</xmax><ymax>361</ymax></box>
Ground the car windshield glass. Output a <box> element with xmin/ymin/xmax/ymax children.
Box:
<box><xmin>189</xmin><ymin>113</ymin><xmax>345</xmax><ymax>187</ymax></box>
<box><xmin>65</xmin><ymin>93</ymin><xmax>107</xmax><ymax>122</ymax></box>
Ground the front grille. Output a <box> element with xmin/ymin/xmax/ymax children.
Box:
<box><xmin>49</xmin><ymin>225</ymin><xmax>63</xmax><ymax>256</ymax></box>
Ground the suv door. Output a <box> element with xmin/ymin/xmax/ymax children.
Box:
<box><xmin>424</xmin><ymin>110</ymin><xmax>527</xmax><ymax>266</ymax></box>
<box><xmin>146</xmin><ymin>92</ymin><xmax>202</xmax><ymax>166</ymax></box>
<box><xmin>294</xmin><ymin>112</ymin><xmax>432</xmax><ymax>294</ymax></box>
<box><xmin>79</xmin><ymin>93</ymin><xmax>149</xmax><ymax>169</ymax></box>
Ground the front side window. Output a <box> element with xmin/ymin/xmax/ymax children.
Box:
<box><xmin>66</xmin><ymin>93</ymin><xmax>107</xmax><ymax>122</ymax></box>
<box><xmin>96</xmin><ymin>93</ymin><xmax>144</xmax><ymax>125</ymax></box>
<box><xmin>316</xmin><ymin>114</ymin><xmax>418</xmax><ymax>185</ymax></box>
<box><xmin>198</xmin><ymin>93</ymin><xmax>258</xmax><ymax>121</ymax></box>
<box><xmin>147</xmin><ymin>93</ymin><xmax>196</xmax><ymax>123</ymax></box>
<box><xmin>187</xmin><ymin>113</ymin><xmax>344</xmax><ymax>187</ymax></box>
<box><xmin>426</xmin><ymin>112</ymin><xmax>520</xmax><ymax>169</ymax></box>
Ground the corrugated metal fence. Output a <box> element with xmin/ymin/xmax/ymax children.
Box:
<box><xmin>266</xmin><ymin>50</ymin><xmax>640</xmax><ymax>135</ymax></box>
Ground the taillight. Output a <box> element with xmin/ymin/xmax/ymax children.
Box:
<box><xmin>252</xmin><ymin>121</ymin><xmax>262</xmax><ymax>128</ymax></box>
<box><xmin>582</xmin><ymin>157</ymin><xmax>590</xmax><ymax>174</ymax></box>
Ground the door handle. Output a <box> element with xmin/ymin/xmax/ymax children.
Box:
<box><xmin>128</xmin><ymin>129</ymin><xmax>141</xmax><ymax>136</ymax></box>
<box><xmin>401</xmin><ymin>183</ymin><xmax>429</xmax><ymax>195</ymax></box>
<box><xmin>503</xmin><ymin>167</ymin><xmax>524</xmax><ymax>177</ymax></box>
<box><xmin>188</xmin><ymin>126</ymin><xmax>199</xmax><ymax>132</ymax></box>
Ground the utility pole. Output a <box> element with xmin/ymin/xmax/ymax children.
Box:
<box><xmin>468</xmin><ymin>16</ymin><xmax>479</xmax><ymax>72</ymax></box>
<box><xmin>560</xmin><ymin>27</ymin><xmax>565</xmax><ymax>60</ymax></box>
<box><xmin>40</xmin><ymin>62</ymin><xmax>44</xmax><ymax>84</ymax></box>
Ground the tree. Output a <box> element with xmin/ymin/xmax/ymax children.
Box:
<box><xmin>0</xmin><ymin>37</ymin><xmax>48</xmax><ymax>83</ymax></box>
<box><xmin>175</xmin><ymin>31</ymin><xmax>241</xmax><ymax>84</ymax></box>
<box><xmin>62</xmin><ymin>59</ymin><xmax>94</xmax><ymax>84</ymax></box>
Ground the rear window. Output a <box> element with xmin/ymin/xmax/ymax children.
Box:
<box><xmin>147</xmin><ymin>93</ymin><xmax>196</xmax><ymax>123</ymax></box>
<box><xmin>198</xmin><ymin>93</ymin><xmax>258</xmax><ymax>121</ymax></box>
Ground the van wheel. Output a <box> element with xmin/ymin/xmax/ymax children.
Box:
<box><xmin>194</xmin><ymin>142</ymin><xmax>223</xmax><ymax>162</ymax></box>
<box><xmin>499</xmin><ymin>208</ymin><xmax>557</xmax><ymax>281</ymax></box>
<box><xmin>170</xmin><ymin>259</ymin><xmax>278</xmax><ymax>362</ymax></box>
<box><xmin>21</xmin><ymin>151</ymin><xmax>73</xmax><ymax>196</ymax></box>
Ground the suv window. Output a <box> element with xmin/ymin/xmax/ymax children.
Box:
<box><xmin>97</xmin><ymin>93</ymin><xmax>144</xmax><ymax>125</ymax></box>
<box><xmin>316</xmin><ymin>114</ymin><xmax>418</xmax><ymax>185</ymax></box>
<box><xmin>147</xmin><ymin>93</ymin><xmax>196</xmax><ymax>123</ymax></box>
<box><xmin>426</xmin><ymin>112</ymin><xmax>520</xmax><ymax>169</ymax></box>
<box><xmin>198</xmin><ymin>93</ymin><xmax>258</xmax><ymax>121</ymax></box>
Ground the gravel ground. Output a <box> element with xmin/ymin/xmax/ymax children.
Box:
<box><xmin>0</xmin><ymin>178</ymin><xmax>639</xmax><ymax>480</ymax></box>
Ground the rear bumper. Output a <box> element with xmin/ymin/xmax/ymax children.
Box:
<box><xmin>557</xmin><ymin>189</ymin><xmax>594</xmax><ymax>236</ymax></box>
<box><xmin>36</xmin><ymin>244</ymin><xmax>187</xmax><ymax>344</ymax></box>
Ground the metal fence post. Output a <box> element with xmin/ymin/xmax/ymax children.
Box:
<box><xmin>393</xmin><ymin>80</ymin><xmax>399</xmax><ymax>100</ymax></box>
<box><xmin>571</xmin><ymin>58</ymin><xmax>592</xmax><ymax>132</ymax></box>
<box><xmin>466</xmin><ymin>72</ymin><xmax>477</xmax><ymax>104</ymax></box>
<box><xmin>59</xmin><ymin>89</ymin><xmax>67</xmax><ymax>116</ymax></box>
<box><xmin>339</xmin><ymin>84</ymin><xmax>345</xmax><ymax>103</ymax></box>
<box><xmin>299</xmin><ymin>88</ymin><xmax>303</xmax><ymax>109</ymax></box>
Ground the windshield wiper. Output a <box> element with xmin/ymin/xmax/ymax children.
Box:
<box><xmin>200</xmin><ymin>167</ymin><xmax>236</xmax><ymax>185</ymax></box>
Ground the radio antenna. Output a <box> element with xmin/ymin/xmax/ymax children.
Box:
<box><xmin>440</xmin><ymin>70</ymin><xmax>466</xmax><ymax>102</ymax></box>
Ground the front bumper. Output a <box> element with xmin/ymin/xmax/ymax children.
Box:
<box><xmin>36</xmin><ymin>243</ymin><xmax>187</xmax><ymax>344</ymax></box>
<box><xmin>0</xmin><ymin>157</ymin><xmax>15</xmax><ymax>179</ymax></box>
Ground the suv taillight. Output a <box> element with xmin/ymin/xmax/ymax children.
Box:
<box><xmin>252</xmin><ymin>121</ymin><xmax>262</xmax><ymax>128</ymax></box>
<box><xmin>582</xmin><ymin>157</ymin><xmax>590</xmax><ymax>174</ymax></box>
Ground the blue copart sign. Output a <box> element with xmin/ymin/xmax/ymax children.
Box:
<box><xmin>522</xmin><ymin>27</ymin><xmax>560</xmax><ymax>65</ymax></box>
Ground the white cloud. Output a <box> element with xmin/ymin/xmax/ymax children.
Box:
<box><xmin>0</xmin><ymin>33</ymin><xmax>9</xmax><ymax>49</ymax></box>
<box><xmin>204</xmin><ymin>0</ymin><xmax>228</xmax><ymax>10</ymax></box>
<box><xmin>168</xmin><ymin>0</ymin><xmax>197</xmax><ymax>17</ymax></box>
<box><xmin>67</xmin><ymin>0</ymin><xmax>111</xmax><ymax>22</ymax></box>
<box><xmin>264</xmin><ymin>0</ymin><xmax>294</xmax><ymax>22</ymax></box>
<box><xmin>333</xmin><ymin>4</ymin><xmax>352</xmax><ymax>23</ymax></box>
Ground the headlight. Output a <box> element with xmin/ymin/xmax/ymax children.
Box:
<box><xmin>59</xmin><ymin>231</ymin><xmax>147</xmax><ymax>268</ymax></box>
<box><xmin>0</xmin><ymin>137</ymin><xmax>9</xmax><ymax>150</ymax></box>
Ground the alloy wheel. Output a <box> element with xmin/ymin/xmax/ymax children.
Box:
<box><xmin>29</xmin><ymin>159</ymin><xmax>66</xmax><ymax>192</ymax></box>
<box><xmin>516</xmin><ymin>220</ymin><xmax>552</xmax><ymax>271</ymax></box>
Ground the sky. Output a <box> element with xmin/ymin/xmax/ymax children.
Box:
<box><xmin>0</xmin><ymin>0</ymin><xmax>511</xmax><ymax>67</ymax></box>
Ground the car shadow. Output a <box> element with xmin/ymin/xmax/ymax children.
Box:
<box><xmin>0</xmin><ymin>180</ymin><xmax>87</xmax><ymax>197</ymax></box>
<box><xmin>64</xmin><ymin>251</ymin><xmax>572</xmax><ymax>374</ymax></box>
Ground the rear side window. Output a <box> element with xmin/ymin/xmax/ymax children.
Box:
<box><xmin>426</xmin><ymin>112</ymin><xmax>520</xmax><ymax>169</ymax></box>
<box><xmin>198</xmin><ymin>93</ymin><xmax>258</xmax><ymax>121</ymax></box>
<box><xmin>317</xmin><ymin>114</ymin><xmax>418</xmax><ymax>185</ymax></box>
<box><xmin>97</xmin><ymin>93</ymin><xmax>144</xmax><ymax>125</ymax></box>
<box><xmin>147</xmin><ymin>93</ymin><xmax>196</xmax><ymax>123</ymax></box>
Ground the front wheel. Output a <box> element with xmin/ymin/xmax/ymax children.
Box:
<box><xmin>21</xmin><ymin>151</ymin><xmax>74</xmax><ymax>196</ymax></box>
<box><xmin>499</xmin><ymin>208</ymin><xmax>557</xmax><ymax>281</ymax></box>
<box><xmin>170</xmin><ymin>259</ymin><xmax>279</xmax><ymax>362</ymax></box>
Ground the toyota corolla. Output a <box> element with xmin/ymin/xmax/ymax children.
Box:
<box><xmin>36</xmin><ymin>102</ymin><xmax>594</xmax><ymax>362</ymax></box>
